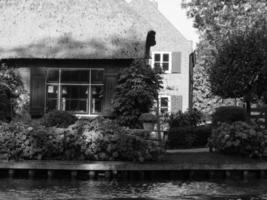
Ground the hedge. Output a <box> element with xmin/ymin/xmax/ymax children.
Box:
<box><xmin>167</xmin><ymin>125</ymin><xmax>212</xmax><ymax>149</ymax></box>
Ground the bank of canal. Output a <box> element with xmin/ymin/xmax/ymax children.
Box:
<box><xmin>0</xmin><ymin>150</ymin><xmax>267</xmax><ymax>180</ymax></box>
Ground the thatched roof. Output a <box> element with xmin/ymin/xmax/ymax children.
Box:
<box><xmin>128</xmin><ymin>0</ymin><xmax>192</xmax><ymax>52</ymax></box>
<box><xmin>0</xmin><ymin>0</ymin><xmax>154</xmax><ymax>59</ymax></box>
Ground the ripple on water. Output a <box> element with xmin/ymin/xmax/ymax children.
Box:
<box><xmin>0</xmin><ymin>179</ymin><xmax>266</xmax><ymax>200</ymax></box>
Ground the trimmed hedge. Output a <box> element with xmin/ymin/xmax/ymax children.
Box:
<box><xmin>167</xmin><ymin>125</ymin><xmax>212</xmax><ymax>149</ymax></box>
<box><xmin>212</xmin><ymin>106</ymin><xmax>248</xmax><ymax>126</ymax></box>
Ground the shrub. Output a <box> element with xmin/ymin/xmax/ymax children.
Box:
<box><xmin>128</xmin><ymin>129</ymin><xmax>150</xmax><ymax>139</ymax></box>
<box><xmin>168</xmin><ymin>108</ymin><xmax>203</xmax><ymax>128</ymax></box>
<box><xmin>72</xmin><ymin>117</ymin><xmax>164</xmax><ymax>162</ymax></box>
<box><xmin>208</xmin><ymin>121</ymin><xmax>267</xmax><ymax>158</ymax></box>
<box><xmin>43</xmin><ymin>110</ymin><xmax>77</xmax><ymax>128</ymax></box>
<box><xmin>212</xmin><ymin>106</ymin><xmax>248</xmax><ymax>126</ymax></box>
<box><xmin>112</xmin><ymin>59</ymin><xmax>162</xmax><ymax>128</ymax></box>
<box><xmin>139</xmin><ymin>113</ymin><xmax>157</xmax><ymax>123</ymax></box>
<box><xmin>0</xmin><ymin>63</ymin><xmax>25</xmax><ymax>122</ymax></box>
<box><xmin>167</xmin><ymin>125</ymin><xmax>212</xmax><ymax>149</ymax></box>
<box><xmin>0</xmin><ymin>118</ymin><xmax>164</xmax><ymax>162</ymax></box>
<box><xmin>0</xmin><ymin>122</ymin><xmax>63</xmax><ymax>160</ymax></box>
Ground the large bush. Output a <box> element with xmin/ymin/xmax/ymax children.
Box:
<box><xmin>0</xmin><ymin>122</ymin><xmax>62</xmax><ymax>160</ymax></box>
<box><xmin>208</xmin><ymin>121</ymin><xmax>267</xmax><ymax>158</ymax></box>
<box><xmin>43</xmin><ymin>110</ymin><xmax>78</xmax><ymax>128</ymax></box>
<box><xmin>212</xmin><ymin>106</ymin><xmax>248</xmax><ymax>126</ymax></box>
<box><xmin>168</xmin><ymin>108</ymin><xmax>203</xmax><ymax>128</ymax></box>
<box><xmin>112</xmin><ymin>59</ymin><xmax>162</xmax><ymax>128</ymax></box>
<box><xmin>0</xmin><ymin>63</ymin><xmax>24</xmax><ymax>122</ymax></box>
<box><xmin>0</xmin><ymin>118</ymin><xmax>164</xmax><ymax>162</ymax></box>
<box><xmin>167</xmin><ymin>125</ymin><xmax>211</xmax><ymax>149</ymax></box>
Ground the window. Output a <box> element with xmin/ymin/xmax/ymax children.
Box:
<box><xmin>159</xmin><ymin>96</ymin><xmax>171</xmax><ymax>114</ymax></box>
<box><xmin>46</xmin><ymin>68</ymin><xmax>104</xmax><ymax>115</ymax></box>
<box><xmin>152</xmin><ymin>52</ymin><xmax>172</xmax><ymax>73</ymax></box>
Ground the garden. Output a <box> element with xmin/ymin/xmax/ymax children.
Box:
<box><xmin>0</xmin><ymin>60</ymin><xmax>166</xmax><ymax>162</ymax></box>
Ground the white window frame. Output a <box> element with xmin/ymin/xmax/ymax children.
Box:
<box><xmin>45</xmin><ymin>68</ymin><xmax>104</xmax><ymax>117</ymax></box>
<box><xmin>159</xmin><ymin>95</ymin><xmax>171</xmax><ymax>114</ymax></box>
<box><xmin>152</xmin><ymin>52</ymin><xmax>172</xmax><ymax>73</ymax></box>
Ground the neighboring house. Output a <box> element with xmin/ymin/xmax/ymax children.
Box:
<box><xmin>128</xmin><ymin>0</ymin><xmax>193</xmax><ymax>114</ymax></box>
<box><xmin>0</xmin><ymin>0</ymin><xmax>193</xmax><ymax>118</ymax></box>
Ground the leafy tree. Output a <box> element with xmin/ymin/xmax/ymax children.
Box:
<box><xmin>0</xmin><ymin>63</ymin><xmax>23</xmax><ymax>121</ymax></box>
<box><xmin>182</xmin><ymin>0</ymin><xmax>267</xmax><ymax>114</ymax></box>
<box><xmin>209</xmin><ymin>22</ymin><xmax>267</xmax><ymax>114</ymax></box>
<box><xmin>112</xmin><ymin>59</ymin><xmax>163</xmax><ymax>128</ymax></box>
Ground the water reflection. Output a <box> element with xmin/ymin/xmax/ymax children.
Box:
<box><xmin>0</xmin><ymin>179</ymin><xmax>267</xmax><ymax>200</ymax></box>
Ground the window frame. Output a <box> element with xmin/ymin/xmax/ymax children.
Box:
<box><xmin>45</xmin><ymin>68</ymin><xmax>104</xmax><ymax>116</ymax></box>
<box><xmin>152</xmin><ymin>52</ymin><xmax>172</xmax><ymax>73</ymax></box>
<box><xmin>159</xmin><ymin>95</ymin><xmax>171</xmax><ymax>114</ymax></box>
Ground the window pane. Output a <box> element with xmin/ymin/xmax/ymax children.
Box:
<box><xmin>47</xmin><ymin>85</ymin><xmax>58</xmax><ymax>98</ymax></box>
<box><xmin>162</xmin><ymin>63</ymin><xmax>169</xmax><ymax>71</ymax></box>
<box><xmin>61</xmin><ymin>85</ymin><xmax>88</xmax><ymax>113</ymax></box>
<box><xmin>63</xmin><ymin>99</ymin><xmax>87</xmax><ymax>113</ymax></box>
<box><xmin>47</xmin><ymin>69</ymin><xmax>59</xmax><ymax>83</ymax></box>
<box><xmin>91</xmin><ymin>70</ymin><xmax>104</xmax><ymax>84</ymax></box>
<box><xmin>154</xmin><ymin>63</ymin><xmax>161</xmax><ymax>70</ymax></box>
<box><xmin>46</xmin><ymin>99</ymin><xmax>58</xmax><ymax>111</ymax></box>
<box><xmin>163</xmin><ymin>54</ymin><xmax>169</xmax><ymax>61</ymax></box>
<box><xmin>154</xmin><ymin>54</ymin><xmax>160</xmax><ymax>61</ymax></box>
<box><xmin>61</xmin><ymin>70</ymin><xmax>89</xmax><ymax>83</ymax></box>
<box><xmin>161</xmin><ymin>97</ymin><xmax>168</xmax><ymax>107</ymax></box>
<box><xmin>91</xmin><ymin>85</ymin><xmax>104</xmax><ymax>114</ymax></box>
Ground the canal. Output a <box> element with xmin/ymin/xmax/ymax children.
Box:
<box><xmin>0</xmin><ymin>179</ymin><xmax>267</xmax><ymax>200</ymax></box>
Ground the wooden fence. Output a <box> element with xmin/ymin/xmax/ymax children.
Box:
<box><xmin>250</xmin><ymin>107</ymin><xmax>267</xmax><ymax>129</ymax></box>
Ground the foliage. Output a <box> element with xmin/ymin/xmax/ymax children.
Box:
<box><xmin>0</xmin><ymin>121</ymin><xmax>62</xmax><ymax>160</ymax></box>
<box><xmin>0</xmin><ymin>118</ymin><xmax>164</xmax><ymax>162</ymax></box>
<box><xmin>112</xmin><ymin>59</ymin><xmax>162</xmax><ymax>128</ymax></box>
<box><xmin>208</xmin><ymin>121</ymin><xmax>267</xmax><ymax>158</ymax></box>
<box><xmin>192</xmin><ymin>42</ymin><xmax>239</xmax><ymax>116</ymax></box>
<box><xmin>167</xmin><ymin>125</ymin><xmax>212</xmax><ymax>149</ymax></box>
<box><xmin>209</xmin><ymin>22</ymin><xmax>267</xmax><ymax>113</ymax></box>
<box><xmin>43</xmin><ymin>110</ymin><xmax>78</xmax><ymax>128</ymax></box>
<box><xmin>127</xmin><ymin>129</ymin><xmax>150</xmax><ymax>139</ymax></box>
<box><xmin>138</xmin><ymin>113</ymin><xmax>157</xmax><ymax>123</ymax></box>
<box><xmin>168</xmin><ymin>108</ymin><xmax>202</xmax><ymax>128</ymax></box>
<box><xmin>72</xmin><ymin>117</ymin><xmax>164</xmax><ymax>162</ymax></box>
<box><xmin>212</xmin><ymin>106</ymin><xmax>249</xmax><ymax>126</ymax></box>
<box><xmin>0</xmin><ymin>63</ymin><xmax>24</xmax><ymax>121</ymax></box>
<box><xmin>182</xmin><ymin>0</ymin><xmax>267</xmax><ymax>115</ymax></box>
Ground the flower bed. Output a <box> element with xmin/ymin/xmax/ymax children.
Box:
<box><xmin>0</xmin><ymin>118</ymin><xmax>164</xmax><ymax>162</ymax></box>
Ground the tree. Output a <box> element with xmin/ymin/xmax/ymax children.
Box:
<box><xmin>0</xmin><ymin>63</ymin><xmax>23</xmax><ymax>121</ymax></box>
<box><xmin>209</xmin><ymin>22</ymin><xmax>267</xmax><ymax>114</ymax></box>
<box><xmin>182</xmin><ymin>0</ymin><xmax>267</xmax><ymax>114</ymax></box>
<box><xmin>112</xmin><ymin>59</ymin><xmax>162</xmax><ymax>128</ymax></box>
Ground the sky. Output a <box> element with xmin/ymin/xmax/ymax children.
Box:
<box><xmin>157</xmin><ymin>0</ymin><xmax>199</xmax><ymax>48</ymax></box>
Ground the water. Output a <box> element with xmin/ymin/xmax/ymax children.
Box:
<box><xmin>0</xmin><ymin>179</ymin><xmax>267</xmax><ymax>200</ymax></box>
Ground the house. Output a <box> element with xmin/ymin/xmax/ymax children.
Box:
<box><xmin>127</xmin><ymin>0</ymin><xmax>193</xmax><ymax>114</ymax></box>
<box><xmin>0</xmin><ymin>0</ymin><xmax>193</xmax><ymax>118</ymax></box>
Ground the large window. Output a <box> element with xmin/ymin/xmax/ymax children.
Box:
<box><xmin>46</xmin><ymin>68</ymin><xmax>104</xmax><ymax>115</ymax></box>
<box><xmin>152</xmin><ymin>52</ymin><xmax>172</xmax><ymax>73</ymax></box>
